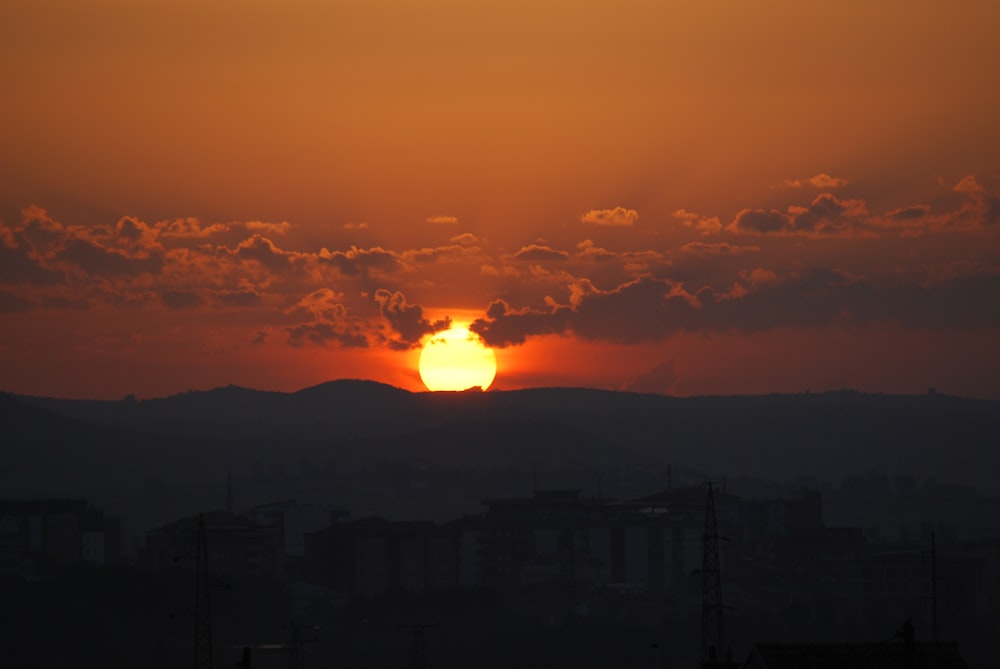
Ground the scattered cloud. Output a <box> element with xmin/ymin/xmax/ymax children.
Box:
<box><xmin>680</xmin><ymin>242</ymin><xmax>760</xmax><ymax>256</ymax></box>
<box><xmin>286</xmin><ymin>320</ymin><xmax>369</xmax><ymax>348</ymax></box>
<box><xmin>575</xmin><ymin>240</ymin><xmax>618</xmax><ymax>262</ymax></box>
<box><xmin>471</xmin><ymin>265</ymin><xmax>1000</xmax><ymax>348</ymax></box>
<box><xmin>953</xmin><ymin>175</ymin><xmax>986</xmax><ymax>196</ymax></box>
<box><xmin>470</xmin><ymin>298</ymin><xmax>574</xmax><ymax>347</ymax></box>
<box><xmin>215</xmin><ymin>289</ymin><xmax>264</xmax><ymax>307</ymax></box>
<box><xmin>426</xmin><ymin>215</ymin><xmax>459</xmax><ymax>225</ymax></box>
<box><xmin>673</xmin><ymin>209</ymin><xmax>722</xmax><ymax>235</ymax></box>
<box><xmin>510</xmin><ymin>244</ymin><xmax>570</xmax><ymax>262</ymax></box>
<box><xmin>243</xmin><ymin>220</ymin><xmax>291</xmax><ymax>236</ymax></box>
<box><xmin>728</xmin><ymin>193</ymin><xmax>869</xmax><ymax>237</ymax></box>
<box><xmin>884</xmin><ymin>204</ymin><xmax>933</xmax><ymax>222</ymax></box>
<box><xmin>450</xmin><ymin>232</ymin><xmax>481</xmax><ymax>247</ymax></box>
<box><xmin>581</xmin><ymin>207</ymin><xmax>639</xmax><ymax>227</ymax></box>
<box><xmin>725</xmin><ymin>175</ymin><xmax>998</xmax><ymax>237</ymax></box>
<box><xmin>231</xmin><ymin>235</ymin><xmax>295</xmax><ymax>273</ymax></box>
<box><xmin>4</xmin><ymin>174</ymin><xmax>997</xmax><ymax>365</ymax></box>
<box><xmin>285</xmin><ymin>289</ymin><xmax>369</xmax><ymax>348</ymax></box>
<box><xmin>58</xmin><ymin>238</ymin><xmax>165</xmax><ymax>277</ymax></box>
<box><xmin>784</xmin><ymin>173</ymin><xmax>849</xmax><ymax>189</ymax></box>
<box><xmin>153</xmin><ymin>217</ymin><xmax>226</xmax><ymax>239</ymax></box>
<box><xmin>317</xmin><ymin>245</ymin><xmax>402</xmax><ymax>276</ymax></box>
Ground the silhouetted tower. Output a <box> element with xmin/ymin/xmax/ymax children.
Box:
<box><xmin>226</xmin><ymin>471</ymin><xmax>234</xmax><ymax>513</ymax></box>
<box><xmin>701</xmin><ymin>483</ymin><xmax>725</xmax><ymax>666</ymax></box>
<box><xmin>193</xmin><ymin>514</ymin><xmax>214</xmax><ymax>669</ymax></box>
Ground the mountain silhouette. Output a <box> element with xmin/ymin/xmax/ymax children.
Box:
<box><xmin>8</xmin><ymin>381</ymin><xmax>999</xmax><ymax>494</ymax></box>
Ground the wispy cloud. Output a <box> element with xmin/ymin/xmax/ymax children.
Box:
<box><xmin>784</xmin><ymin>173</ymin><xmax>849</xmax><ymax>189</ymax></box>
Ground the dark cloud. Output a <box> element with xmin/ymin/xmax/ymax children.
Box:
<box><xmin>470</xmin><ymin>299</ymin><xmax>574</xmax><ymax>347</ymax></box>
<box><xmin>952</xmin><ymin>176</ymin><xmax>1000</xmax><ymax>228</ymax></box>
<box><xmin>470</xmin><ymin>267</ymin><xmax>1000</xmax><ymax>348</ymax></box>
<box><xmin>284</xmin><ymin>288</ymin><xmax>371</xmax><ymax>348</ymax></box>
<box><xmin>0</xmin><ymin>288</ymin><xmax>35</xmax><ymax>313</ymax></box>
<box><xmin>728</xmin><ymin>193</ymin><xmax>869</xmax><ymax>236</ymax></box>
<box><xmin>374</xmin><ymin>289</ymin><xmax>450</xmax><ymax>350</ymax></box>
<box><xmin>157</xmin><ymin>217</ymin><xmax>228</xmax><ymax>239</ymax></box>
<box><xmin>723</xmin><ymin>175</ymin><xmax>999</xmax><ymax>237</ymax></box>
<box><xmin>216</xmin><ymin>290</ymin><xmax>263</xmax><ymax>307</ymax></box>
<box><xmin>510</xmin><ymin>245</ymin><xmax>570</xmax><ymax>262</ymax></box>
<box><xmin>114</xmin><ymin>216</ymin><xmax>160</xmax><ymax>249</ymax></box>
<box><xmin>728</xmin><ymin>208</ymin><xmax>789</xmax><ymax>234</ymax></box>
<box><xmin>569</xmin><ymin>276</ymin><xmax>700</xmax><ymax>343</ymax></box>
<box><xmin>680</xmin><ymin>242</ymin><xmax>760</xmax><ymax>256</ymax></box>
<box><xmin>0</xmin><ymin>235</ymin><xmax>65</xmax><ymax>285</ymax></box>
<box><xmin>232</xmin><ymin>235</ymin><xmax>294</xmax><ymax>273</ymax></box>
<box><xmin>161</xmin><ymin>290</ymin><xmax>205</xmax><ymax>310</ymax></box>
<box><xmin>285</xmin><ymin>321</ymin><xmax>369</xmax><ymax>348</ymax></box>
<box><xmin>318</xmin><ymin>246</ymin><xmax>401</xmax><ymax>276</ymax></box>
<box><xmin>58</xmin><ymin>238</ymin><xmax>165</xmax><ymax>277</ymax></box>
<box><xmin>884</xmin><ymin>204</ymin><xmax>932</xmax><ymax>221</ymax></box>
<box><xmin>287</xmin><ymin>288</ymin><xmax>348</xmax><ymax>322</ymax></box>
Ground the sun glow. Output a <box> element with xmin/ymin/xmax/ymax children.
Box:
<box><xmin>418</xmin><ymin>327</ymin><xmax>497</xmax><ymax>392</ymax></box>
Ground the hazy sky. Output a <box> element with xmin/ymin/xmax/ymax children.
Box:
<box><xmin>2</xmin><ymin>0</ymin><xmax>999</xmax><ymax>399</ymax></box>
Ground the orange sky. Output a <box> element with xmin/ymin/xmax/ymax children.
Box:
<box><xmin>2</xmin><ymin>1</ymin><xmax>999</xmax><ymax>399</ymax></box>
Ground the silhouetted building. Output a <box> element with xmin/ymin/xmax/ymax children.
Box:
<box><xmin>743</xmin><ymin>640</ymin><xmax>969</xmax><ymax>669</ymax></box>
<box><xmin>299</xmin><ymin>486</ymin><xmax>835</xmax><ymax>601</ymax></box>
<box><xmin>455</xmin><ymin>487</ymin><xmax>743</xmax><ymax>594</ymax></box>
<box><xmin>250</xmin><ymin>499</ymin><xmax>345</xmax><ymax>579</ymax></box>
<box><xmin>736</xmin><ymin>489</ymin><xmax>823</xmax><ymax>560</ymax></box>
<box><xmin>456</xmin><ymin>490</ymin><xmax>608</xmax><ymax>589</ymax></box>
<box><xmin>144</xmin><ymin>510</ymin><xmax>283</xmax><ymax>578</ymax></box>
<box><xmin>0</xmin><ymin>499</ymin><xmax>120</xmax><ymax>579</ymax></box>
<box><xmin>304</xmin><ymin>517</ymin><xmax>459</xmax><ymax>594</ymax></box>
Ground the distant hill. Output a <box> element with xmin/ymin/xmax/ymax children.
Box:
<box><xmin>8</xmin><ymin>381</ymin><xmax>999</xmax><ymax>493</ymax></box>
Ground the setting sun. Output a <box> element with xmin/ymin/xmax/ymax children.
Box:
<box><xmin>418</xmin><ymin>327</ymin><xmax>497</xmax><ymax>392</ymax></box>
